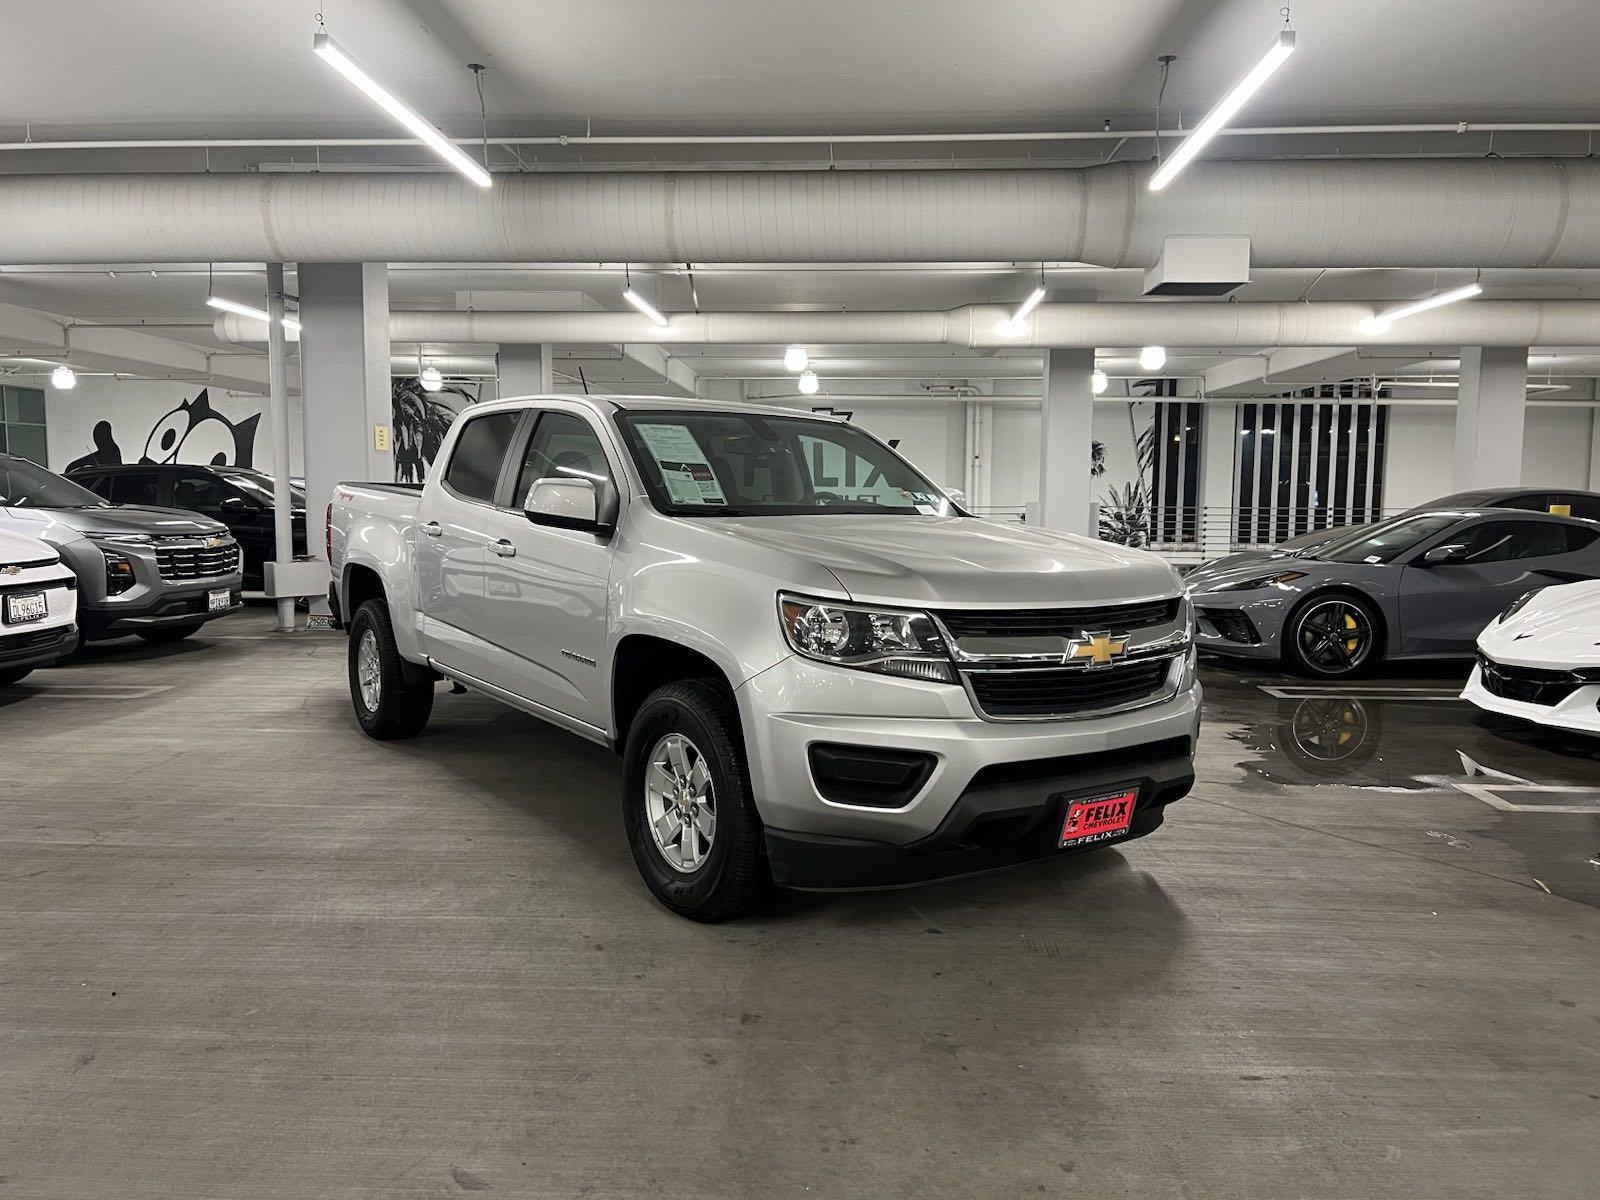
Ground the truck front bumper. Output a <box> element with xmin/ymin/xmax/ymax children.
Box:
<box><xmin>736</xmin><ymin>656</ymin><xmax>1201</xmax><ymax>890</ymax></box>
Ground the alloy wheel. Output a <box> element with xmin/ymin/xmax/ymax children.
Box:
<box><xmin>644</xmin><ymin>732</ymin><xmax>717</xmax><ymax>873</ymax></box>
<box><xmin>1295</xmin><ymin>599</ymin><xmax>1373</xmax><ymax>674</ymax></box>
<box><xmin>357</xmin><ymin>627</ymin><xmax>382</xmax><ymax>712</ymax></box>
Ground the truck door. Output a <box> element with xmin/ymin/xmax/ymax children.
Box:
<box><xmin>416</xmin><ymin>409</ymin><xmax>523</xmax><ymax>675</ymax></box>
<box><xmin>473</xmin><ymin>408</ymin><xmax>615</xmax><ymax>731</ymax></box>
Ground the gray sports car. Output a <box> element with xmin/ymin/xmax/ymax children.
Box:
<box><xmin>1186</xmin><ymin>509</ymin><xmax>1600</xmax><ymax>677</ymax></box>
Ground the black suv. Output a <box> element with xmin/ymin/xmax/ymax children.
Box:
<box><xmin>68</xmin><ymin>464</ymin><xmax>307</xmax><ymax>590</ymax></box>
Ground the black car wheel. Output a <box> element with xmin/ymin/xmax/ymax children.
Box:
<box><xmin>347</xmin><ymin>599</ymin><xmax>434</xmax><ymax>739</ymax></box>
<box><xmin>1284</xmin><ymin>593</ymin><xmax>1382</xmax><ymax>678</ymax></box>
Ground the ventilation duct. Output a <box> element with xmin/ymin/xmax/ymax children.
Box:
<box><xmin>5</xmin><ymin>159</ymin><xmax>1600</xmax><ymax>267</ymax></box>
<box><xmin>219</xmin><ymin>300</ymin><xmax>1600</xmax><ymax>350</ymax></box>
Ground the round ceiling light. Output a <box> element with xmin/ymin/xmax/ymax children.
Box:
<box><xmin>419</xmin><ymin>365</ymin><xmax>443</xmax><ymax>392</ymax></box>
<box><xmin>798</xmin><ymin>369</ymin><xmax>820</xmax><ymax>395</ymax></box>
<box><xmin>50</xmin><ymin>364</ymin><xmax>77</xmax><ymax>390</ymax></box>
<box><xmin>783</xmin><ymin>345</ymin><xmax>809</xmax><ymax>372</ymax></box>
<box><xmin>1091</xmin><ymin>369</ymin><xmax>1108</xmax><ymax>395</ymax></box>
<box><xmin>1138</xmin><ymin>346</ymin><xmax>1167</xmax><ymax>371</ymax></box>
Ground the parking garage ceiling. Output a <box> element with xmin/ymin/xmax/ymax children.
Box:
<box><xmin>2</xmin><ymin>0</ymin><xmax>1599</xmax><ymax>400</ymax></box>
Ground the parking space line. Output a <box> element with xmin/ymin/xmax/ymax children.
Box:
<box><xmin>11</xmin><ymin>682</ymin><xmax>175</xmax><ymax>700</ymax></box>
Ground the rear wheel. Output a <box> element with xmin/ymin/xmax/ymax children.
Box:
<box><xmin>622</xmin><ymin>680</ymin><xmax>765</xmax><ymax>921</ymax></box>
<box><xmin>1284</xmin><ymin>593</ymin><xmax>1382</xmax><ymax>678</ymax></box>
<box><xmin>0</xmin><ymin>667</ymin><xmax>33</xmax><ymax>687</ymax></box>
<box><xmin>348</xmin><ymin>599</ymin><xmax>433</xmax><ymax>739</ymax></box>
<box><xmin>138</xmin><ymin>621</ymin><xmax>204</xmax><ymax>644</ymax></box>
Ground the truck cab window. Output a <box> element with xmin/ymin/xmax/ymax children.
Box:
<box><xmin>444</xmin><ymin>412</ymin><xmax>520</xmax><ymax>503</ymax></box>
<box><xmin>515</xmin><ymin>413</ymin><xmax>613</xmax><ymax>506</ymax></box>
<box><xmin>111</xmin><ymin>472</ymin><xmax>161</xmax><ymax>505</ymax></box>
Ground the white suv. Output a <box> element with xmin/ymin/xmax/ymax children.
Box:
<box><xmin>0</xmin><ymin>528</ymin><xmax>79</xmax><ymax>686</ymax></box>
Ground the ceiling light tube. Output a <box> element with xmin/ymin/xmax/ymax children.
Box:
<box><xmin>1361</xmin><ymin>283</ymin><xmax>1483</xmax><ymax>333</ymax></box>
<box><xmin>1008</xmin><ymin>285</ymin><xmax>1047</xmax><ymax>330</ymax></box>
<box><xmin>313</xmin><ymin>32</ymin><xmax>492</xmax><ymax>188</ymax></box>
<box><xmin>1138</xmin><ymin>345</ymin><xmax>1167</xmax><ymax>371</ymax></box>
<box><xmin>622</xmin><ymin>287</ymin><xmax>669</xmax><ymax>327</ymax></box>
<box><xmin>207</xmin><ymin>295</ymin><xmax>302</xmax><ymax>333</ymax></box>
<box><xmin>1148</xmin><ymin>30</ymin><xmax>1296</xmax><ymax>192</ymax></box>
<box><xmin>784</xmin><ymin>345</ymin><xmax>809</xmax><ymax>372</ymax></box>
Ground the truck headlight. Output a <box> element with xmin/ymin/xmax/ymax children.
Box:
<box><xmin>778</xmin><ymin>594</ymin><xmax>956</xmax><ymax>683</ymax></box>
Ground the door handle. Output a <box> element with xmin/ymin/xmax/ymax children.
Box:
<box><xmin>421</xmin><ymin>521</ymin><xmax>443</xmax><ymax>538</ymax></box>
<box><xmin>490</xmin><ymin>539</ymin><xmax>517</xmax><ymax>558</ymax></box>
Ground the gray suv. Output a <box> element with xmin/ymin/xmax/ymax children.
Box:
<box><xmin>0</xmin><ymin>454</ymin><xmax>243</xmax><ymax>644</ymax></box>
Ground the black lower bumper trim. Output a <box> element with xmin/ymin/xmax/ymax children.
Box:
<box><xmin>81</xmin><ymin>591</ymin><xmax>243</xmax><ymax>639</ymax></box>
<box><xmin>765</xmin><ymin>740</ymin><xmax>1194</xmax><ymax>890</ymax></box>
<box><xmin>0</xmin><ymin>624</ymin><xmax>79</xmax><ymax>669</ymax></box>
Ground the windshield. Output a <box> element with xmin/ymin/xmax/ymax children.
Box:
<box><xmin>0</xmin><ymin>456</ymin><xmax>110</xmax><ymax>509</ymax></box>
<box><xmin>219</xmin><ymin>469</ymin><xmax>306</xmax><ymax>508</ymax></box>
<box><xmin>616</xmin><ymin>410</ymin><xmax>958</xmax><ymax>517</ymax></box>
<box><xmin>1313</xmin><ymin>513</ymin><xmax>1464</xmax><ymax>564</ymax></box>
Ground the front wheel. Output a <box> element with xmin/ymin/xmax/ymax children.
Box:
<box><xmin>138</xmin><ymin>621</ymin><xmax>204</xmax><ymax>644</ymax></box>
<box><xmin>1284</xmin><ymin>593</ymin><xmax>1382</xmax><ymax>678</ymax></box>
<box><xmin>347</xmin><ymin>599</ymin><xmax>434</xmax><ymax>739</ymax></box>
<box><xmin>622</xmin><ymin>680</ymin><xmax>766</xmax><ymax>921</ymax></box>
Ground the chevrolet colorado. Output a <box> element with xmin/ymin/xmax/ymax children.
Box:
<box><xmin>329</xmin><ymin>396</ymin><xmax>1200</xmax><ymax>920</ymax></box>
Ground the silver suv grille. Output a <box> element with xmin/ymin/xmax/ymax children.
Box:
<box><xmin>155</xmin><ymin>540</ymin><xmax>239</xmax><ymax>581</ymax></box>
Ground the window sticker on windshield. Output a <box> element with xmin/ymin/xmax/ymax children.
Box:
<box><xmin>636</xmin><ymin>423</ymin><xmax>728</xmax><ymax>505</ymax></box>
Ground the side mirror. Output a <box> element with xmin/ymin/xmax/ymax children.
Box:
<box><xmin>523</xmin><ymin>476</ymin><xmax>617</xmax><ymax>537</ymax></box>
<box><xmin>1422</xmin><ymin>543</ymin><xmax>1468</xmax><ymax>566</ymax></box>
<box><xmin>939</xmin><ymin>484</ymin><xmax>968</xmax><ymax>507</ymax></box>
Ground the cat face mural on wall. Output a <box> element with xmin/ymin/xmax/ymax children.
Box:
<box><xmin>64</xmin><ymin>388</ymin><xmax>262</xmax><ymax>475</ymax></box>
<box><xmin>142</xmin><ymin>389</ymin><xmax>260</xmax><ymax>467</ymax></box>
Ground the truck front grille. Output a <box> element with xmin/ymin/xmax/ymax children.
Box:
<box><xmin>155</xmin><ymin>542</ymin><xmax>239</xmax><ymax>581</ymax></box>
<box><xmin>936</xmin><ymin>598</ymin><xmax>1181</xmax><ymax>640</ymax></box>
<box><xmin>965</xmin><ymin>658</ymin><xmax>1173</xmax><ymax>719</ymax></box>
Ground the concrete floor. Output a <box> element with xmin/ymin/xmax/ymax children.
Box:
<box><xmin>3</xmin><ymin>608</ymin><xmax>1598</xmax><ymax>1199</ymax></box>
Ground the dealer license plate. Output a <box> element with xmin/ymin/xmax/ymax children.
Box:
<box><xmin>207</xmin><ymin>588</ymin><xmax>233</xmax><ymax>612</ymax></box>
<box><xmin>3</xmin><ymin>591</ymin><xmax>47</xmax><ymax>625</ymax></box>
<box><xmin>1059</xmin><ymin>787</ymin><xmax>1138</xmax><ymax>848</ymax></box>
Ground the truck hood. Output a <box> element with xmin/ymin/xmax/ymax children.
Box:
<box><xmin>696</xmin><ymin>514</ymin><xmax>1180</xmax><ymax>606</ymax></box>
<box><xmin>2</xmin><ymin>503</ymin><xmax>228</xmax><ymax>540</ymax></box>
<box><xmin>0</xmin><ymin>527</ymin><xmax>59</xmax><ymax>566</ymax></box>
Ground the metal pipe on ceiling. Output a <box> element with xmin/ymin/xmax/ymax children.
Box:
<box><xmin>6</xmin><ymin>159</ymin><xmax>1600</xmax><ymax>268</ymax></box>
<box><xmin>215</xmin><ymin>300</ymin><xmax>1600</xmax><ymax>351</ymax></box>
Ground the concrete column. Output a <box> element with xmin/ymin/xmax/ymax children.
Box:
<box><xmin>1453</xmin><ymin>346</ymin><xmax>1528</xmax><ymax>489</ymax></box>
<box><xmin>498</xmin><ymin>344</ymin><xmax>554</xmax><ymax>396</ymax></box>
<box><xmin>1199</xmin><ymin>401</ymin><xmax>1238</xmax><ymax>557</ymax></box>
<box><xmin>298</xmin><ymin>263</ymin><xmax>393</xmax><ymax>590</ymax></box>
<box><xmin>1037</xmin><ymin>348</ymin><xmax>1096</xmax><ymax>535</ymax></box>
<box><xmin>264</xmin><ymin>263</ymin><xmax>295</xmax><ymax>631</ymax></box>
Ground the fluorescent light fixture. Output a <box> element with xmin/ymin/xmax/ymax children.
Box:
<box><xmin>1091</xmin><ymin>369</ymin><xmax>1108</xmax><ymax>395</ymax></box>
<box><xmin>1011</xmin><ymin>285</ymin><xmax>1047</xmax><ymax>326</ymax></box>
<box><xmin>784</xmin><ymin>345</ymin><xmax>809</xmax><ymax>372</ymax></box>
<box><xmin>1360</xmin><ymin>283</ymin><xmax>1483</xmax><ymax>334</ymax></box>
<box><xmin>419</xmin><ymin>365</ymin><xmax>443</xmax><ymax>392</ymax></box>
<box><xmin>798</xmin><ymin>369</ymin><xmax>820</xmax><ymax>395</ymax></box>
<box><xmin>622</xmin><ymin>287</ymin><xmax>669</xmax><ymax>327</ymax></box>
<box><xmin>1149</xmin><ymin>30</ymin><xmax>1296</xmax><ymax>192</ymax></box>
<box><xmin>313</xmin><ymin>32</ymin><xmax>492</xmax><ymax>188</ymax></box>
<box><xmin>1138</xmin><ymin>345</ymin><xmax>1167</xmax><ymax>371</ymax></box>
<box><xmin>206</xmin><ymin>295</ymin><xmax>302</xmax><ymax>334</ymax></box>
<box><xmin>50</xmin><ymin>364</ymin><xmax>76</xmax><ymax>390</ymax></box>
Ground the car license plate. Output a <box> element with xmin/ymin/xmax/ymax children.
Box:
<box><xmin>3</xmin><ymin>591</ymin><xmax>48</xmax><ymax>625</ymax></box>
<box><xmin>1059</xmin><ymin>787</ymin><xmax>1138</xmax><ymax>848</ymax></box>
<box><xmin>207</xmin><ymin>588</ymin><xmax>232</xmax><ymax>612</ymax></box>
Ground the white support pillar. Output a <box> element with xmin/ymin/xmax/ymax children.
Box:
<box><xmin>1199</xmin><ymin>401</ymin><xmax>1238</xmax><ymax>557</ymax></box>
<box><xmin>1037</xmin><ymin>348</ymin><xmax>1096</xmax><ymax>535</ymax></box>
<box><xmin>498</xmin><ymin>344</ymin><xmax>554</xmax><ymax>396</ymax></box>
<box><xmin>264</xmin><ymin>263</ymin><xmax>294</xmax><ymax>631</ymax></box>
<box><xmin>299</xmin><ymin>263</ymin><xmax>393</xmax><ymax>608</ymax></box>
<box><xmin>1453</xmin><ymin>346</ymin><xmax>1528</xmax><ymax>489</ymax></box>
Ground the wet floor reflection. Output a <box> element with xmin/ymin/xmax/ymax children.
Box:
<box><xmin>1198</xmin><ymin>659</ymin><xmax>1600</xmax><ymax>907</ymax></box>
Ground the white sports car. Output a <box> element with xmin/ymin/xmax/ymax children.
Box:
<box><xmin>1463</xmin><ymin>580</ymin><xmax>1600</xmax><ymax>735</ymax></box>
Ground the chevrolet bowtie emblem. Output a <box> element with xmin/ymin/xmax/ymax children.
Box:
<box><xmin>1</xmin><ymin>564</ymin><xmax>19</xmax><ymax>575</ymax></box>
<box><xmin>1066</xmin><ymin>630</ymin><xmax>1129</xmax><ymax>668</ymax></box>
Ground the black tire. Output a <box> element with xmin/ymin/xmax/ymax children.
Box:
<box><xmin>137</xmin><ymin>621</ymin><xmax>205</xmax><ymax>644</ymax></box>
<box><xmin>622</xmin><ymin>680</ymin><xmax>765</xmax><ymax>922</ymax></box>
<box><xmin>1283</xmin><ymin>591</ymin><xmax>1383</xmax><ymax>679</ymax></box>
<box><xmin>348</xmin><ymin>599</ymin><xmax>433</xmax><ymax>740</ymax></box>
<box><xmin>0</xmin><ymin>667</ymin><xmax>33</xmax><ymax>687</ymax></box>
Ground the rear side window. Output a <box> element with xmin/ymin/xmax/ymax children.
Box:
<box><xmin>444</xmin><ymin>412</ymin><xmax>520</xmax><ymax>503</ymax></box>
<box><xmin>111</xmin><ymin>473</ymin><xmax>161</xmax><ymax>505</ymax></box>
<box><xmin>75</xmin><ymin>473</ymin><xmax>113</xmax><ymax>499</ymax></box>
<box><xmin>1456</xmin><ymin>520</ymin><xmax>1575</xmax><ymax>562</ymax></box>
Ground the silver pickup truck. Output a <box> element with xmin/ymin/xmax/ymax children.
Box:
<box><xmin>328</xmin><ymin>396</ymin><xmax>1200</xmax><ymax>920</ymax></box>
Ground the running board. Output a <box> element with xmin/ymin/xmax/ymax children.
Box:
<box><xmin>427</xmin><ymin>659</ymin><xmax>611</xmax><ymax>747</ymax></box>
